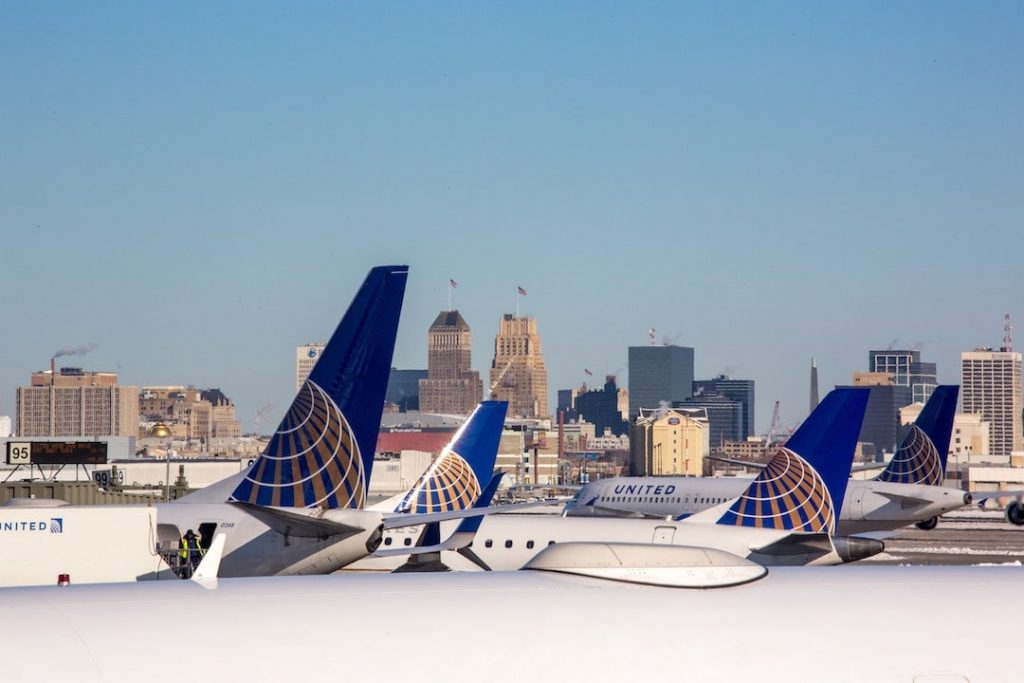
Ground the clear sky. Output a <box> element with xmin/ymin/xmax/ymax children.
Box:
<box><xmin>2</xmin><ymin>2</ymin><xmax>1022</xmax><ymax>434</ymax></box>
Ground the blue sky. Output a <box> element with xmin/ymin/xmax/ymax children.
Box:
<box><xmin>2</xmin><ymin>2</ymin><xmax>1022</xmax><ymax>433</ymax></box>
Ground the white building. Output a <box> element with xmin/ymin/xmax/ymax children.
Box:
<box><xmin>961</xmin><ymin>349</ymin><xmax>1023</xmax><ymax>456</ymax></box>
<box><xmin>296</xmin><ymin>343</ymin><xmax>326</xmax><ymax>392</ymax></box>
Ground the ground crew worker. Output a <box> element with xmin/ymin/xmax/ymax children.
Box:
<box><xmin>178</xmin><ymin>529</ymin><xmax>204</xmax><ymax>578</ymax></box>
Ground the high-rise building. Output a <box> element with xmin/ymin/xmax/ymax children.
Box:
<box><xmin>16</xmin><ymin>366</ymin><xmax>139</xmax><ymax>438</ymax></box>
<box><xmin>489</xmin><ymin>315</ymin><xmax>548</xmax><ymax>418</ymax></box>
<box><xmin>296</xmin><ymin>343</ymin><xmax>325</xmax><ymax>392</ymax></box>
<box><xmin>138</xmin><ymin>386</ymin><xmax>243</xmax><ymax>440</ymax></box>
<box><xmin>692</xmin><ymin>375</ymin><xmax>755</xmax><ymax>440</ymax></box>
<box><xmin>627</xmin><ymin>345</ymin><xmax>694</xmax><ymax>419</ymax></box>
<box><xmin>387</xmin><ymin>368</ymin><xmax>427</xmax><ymax>412</ymax></box>
<box><xmin>418</xmin><ymin>311</ymin><xmax>483</xmax><ymax>415</ymax></box>
<box><xmin>809</xmin><ymin>358</ymin><xmax>819</xmax><ymax>412</ymax></box>
<box><xmin>574</xmin><ymin>376</ymin><xmax>629</xmax><ymax>437</ymax></box>
<box><xmin>676</xmin><ymin>391</ymin><xmax>744</xmax><ymax>448</ymax></box>
<box><xmin>869</xmin><ymin>349</ymin><xmax>938</xmax><ymax>404</ymax></box>
<box><xmin>837</xmin><ymin>375</ymin><xmax>912</xmax><ymax>455</ymax></box>
<box><xmin>961</xmin><ymin>349</ymin><xmax>1023</xmax><ymax>456</ymax></box>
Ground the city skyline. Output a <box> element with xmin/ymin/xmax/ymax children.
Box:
<box><xmin>1</xmin><ymin>4</ymin><xmax>1021</xmax><ymax>434</ymax></box>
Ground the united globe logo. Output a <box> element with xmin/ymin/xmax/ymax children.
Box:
<box><xmin>50</xmin><ymin>518</ymin><xmax>63</xmax><ymax>534</ymax></box>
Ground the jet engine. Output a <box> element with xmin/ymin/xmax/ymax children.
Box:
<box><xmin>914</xmin><ymin>517</ymin><xmax>938</xmax><ymax>531</ymax></box>
<box><xmin>1006</xmin><ymin>500</ymin><xmax>1024</xmax><ymax>526</ymax></box>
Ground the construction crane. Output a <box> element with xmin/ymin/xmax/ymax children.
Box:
<box><xmin>764</xmin><ymin>400</ymin><xmax>781</xmax><ymax>455</ymax></box>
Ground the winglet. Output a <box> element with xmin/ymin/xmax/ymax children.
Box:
<box><xmin>713</xmin><ymin>388</ymin><xmax>869</xmax><ymax>533</ymax></box>
<box><xmin>876</xmin><ymin>385</ymin><xmax>958</xmax><ymax>485</ymax></box>
<box><xmin>393</xmin><ymin>401</ymin><xmax>508</xmax><ymax>514</ymax></box>
<box><xmin>191</xmin><ymin>533</ymin><xmax>227</xmax><ymax>584</ymax></box>
<box><xmin>230</xmin><ymin>265</ymin><xmax>408</xmax><ymax>510</ymax></box>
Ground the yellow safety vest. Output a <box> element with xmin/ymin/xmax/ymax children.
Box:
<box><xmin>179</xmin><ymin>537</ymin><xmax>189</xmax><ymax>560</ymax></box>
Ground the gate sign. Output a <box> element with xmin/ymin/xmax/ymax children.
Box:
<box><xmin>6</xmin><ymin>441</ymin><xmax>107</xmax><ymax>465</ymax></box>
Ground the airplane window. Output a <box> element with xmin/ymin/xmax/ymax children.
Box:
<box><xmin>383</xmin><ymin>537</ymin><xmax>393</xmax><ymax>546</ymax></box>
<box><xmin>526</xmin><ymin>540</ymin><xmax>535</xmax><ymax>549</ymax></box>
<box><xmin>548</xmin><ymin>540</ymin><xmax>555</xmax><ymax>545</ymax></box>
<box><xmin>403</xmin><ymin>538</ymin><xmax>412</xmax><ymax>546</ymax></box>
<box><xmin>485</xmin><ymin>539</ymin><xmax>493</xmax><ymax>548</ymax></box>
<box><xmin>504</xmin><ymin>540</ymin><xmax>513</xmax><ymax>548</ymax></box>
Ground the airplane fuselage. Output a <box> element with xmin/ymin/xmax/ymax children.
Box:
<box><xmin>564</xmin><ymin>476</ymin><xmax>971</xmax><ymax>534</ymax></box>
<box><xmin>0</xmin><ymin>566</ymin><xmax>1013</xmax><ymax>682</ymax></box>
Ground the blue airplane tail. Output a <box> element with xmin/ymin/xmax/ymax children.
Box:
<box><xmin>717</xmin><ymin>388</ymin><xmax>869</xmax><ymax>533</ymax></box>
<box><xmin>230</xmin><ymin>265</ymin><xmax>408</xmax><ymax>509</ymax></box>
<box><xmin>394</xmin><ymin>401</ymin><xmax>508</xmax><ymax>514</ymax></box>
<box><xmin>876</xmin><ymin>385</ymin><xmax>958</xmax><ymax>486</ymax></box>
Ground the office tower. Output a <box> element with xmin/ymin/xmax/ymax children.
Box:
<box><xmin>627</xmin><ymin>345</ymin><xmax>695</xmax><ymax>419</ymax></box>
<box><xmin>838</xmin><ymin>374</ymin><xmax>913</xmax><ymax>454</ymax></box>
<box><xmin>677</xmin><ymin>390</ymin><xmax>744</xmax><ymax>447</ymax></box>
<box><xmin>16</xmin><ymin>366</ymin><xmax>139</xmax><ymax>438</ymax></box>
<box><xmin>387</xmin><ymin>369</ymin><xmax>427</xmax><ymax>412</ymax></box>
<box><xmin>574</xmin><ymin>376</ymin><xmax>629</xmax><ymax>437</ymax></box>
<box><xmin>692</xmin><ymin>375</ymin><xmax>755</xmax><ymax>440</ymax></box>
<box><xmin>961</xmin><ymin>349</ymin><xmax>1023</xmax><ymax>456</ymax></box>
<box><xmin>489</xmin><ymin>314</ymin><xmax>548</xmax><ymax>418</ymax></box>
<box><xmin>809</xmin><ymin>358</ymin><xmax>819</xmax><ymax>412</ymax></box>
<box><xmin>418</xmin><ymin>311</ymin><xmax>483</xmax><ymax>415</ymax></box>
<box><xmin>296</xmin><ymin>343</ymin><xmax>325</xmax><ymax>392</ymax></box>
<box><xmin>629</xmin><ymin>407</ymin><xmax>708</xmax><ymax>476</ymax></box>
<box><xmin>869</xmin><ymin>349</ymin><xmax>938</xmax><ymax>404</ymax></box>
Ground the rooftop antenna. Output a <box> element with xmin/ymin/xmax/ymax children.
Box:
<box><xmin>1002</xmin><ymin>313</ymin><xmax>1013</xmax><ymax>352</ymax></box>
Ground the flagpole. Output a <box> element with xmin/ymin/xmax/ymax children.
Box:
<box><xmin>448</xmin><ymin>282</ymin><xmax>452</xmax><ymax>311</ymax></box>
<box><xmin>516</xmin><ymin>289</ymin><xmax>519</xmax><ymax>317</ymax></box>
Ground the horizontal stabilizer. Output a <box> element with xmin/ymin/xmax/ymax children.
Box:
<box><xmin>233</xmin><ymin>502</ymin><xmax>368</xmax><ymax>539</ymax></box>
<box><xmin>381</xmin><ymin>499</ymin><xmax>551</xmax><ymax>529</ymax></box>
<box><xmin>706</xmin><ymin>454</ymin><xmax>767</xmax><ymax>470</ymax></box>
<box><xmin>371</xmin><ymin>536</ymin><xmax>466</xmax><ymax>558</ymax></box>
<box><xmin>875</xmin><ymin>491</ymin><xmax>932</xmax><ymax>507</ymax></box>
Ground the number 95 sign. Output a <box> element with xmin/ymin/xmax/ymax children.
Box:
<box><xmin>7</xmin><ymin>442</ymin><xmax>31</xmax><ymax>465</ymax></box>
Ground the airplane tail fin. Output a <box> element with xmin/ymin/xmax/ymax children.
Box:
<box><xmin>714</xmin><ymin>388</ymin><xmax>869</xmax><ymax>533</ymax></box>
<box><xmin>876</xmin><ymin>385</ymin><xmax>958</xmax><ymax>485</ymax></box>
<box><xmin>393</xmin><ymin>401</ymin><xmax>508</xmax><ymax>514</ymax></box>
<box><xmin>230</xmin><ymin>265</ymin><xmax>408</xmax><ymax>509</ymax></box>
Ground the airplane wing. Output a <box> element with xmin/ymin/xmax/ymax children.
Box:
<box><xmin>706</xmin><ymin>454</ymin><xmax>767</xmax><ymax>469</ymax></box>
<box><xmin>971</xmin><ymin>490</ymin><xmax>1024</xmax><ymax>503</ymax></box>
<box><xmin>233</xmin><ymin>503</ymin><xmax>368</xmax><ymax>538</ymax></box>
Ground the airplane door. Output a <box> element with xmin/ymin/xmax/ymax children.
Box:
<box><xmin>652</xmin><ymin>526</ymin><xmax>675</xmax><ymax>544</ymax></box>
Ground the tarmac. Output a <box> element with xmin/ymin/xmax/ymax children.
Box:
<box><xmin>863</xmin><ymin>509</ymin><xmax>1024</xmax><ymax>566</ymax></box>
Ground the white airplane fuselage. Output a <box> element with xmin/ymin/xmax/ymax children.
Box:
<box><xmin>0</xmin><ymin>566</ymin><xmax>1013</xmax><ymax>682</ymax></box>
<box><xmin>565</xmin><ymin>476</ymin><xmax>971</xmax><ymax>534</ymax></box>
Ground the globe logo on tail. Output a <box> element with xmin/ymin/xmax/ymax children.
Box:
<box><xmin>394</xmin><ymin>448</ymin><xmax>483</xmax><ymax>514</ymax></box>
<box><xmin>876</xmin><ymin>425</ymin><xmax>942</xmax><ymax>486</ymax></box>
<box><xmin>718</xmin><ymin>447</ymin><xmax>835</xmax><ymax>533</ymax></box>
<box><xmin>231</xmin><ymin>380</ymin><xmax>365</xmax><ymax>509</ymax></box>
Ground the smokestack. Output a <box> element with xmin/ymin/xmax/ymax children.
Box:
<box><xmin>51</xmin><ymin>358</ymin><xmax>56</xmax><ymax>386</ymax></box>
<box><xmin>809</xmin><ymin>357</ymin><xmax>819</xmax><ymax>413</ymax></box>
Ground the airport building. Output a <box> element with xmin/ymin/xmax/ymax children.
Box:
<box><xmin>418</xmin><ymin>310</ymin><xmax>483</xmax><ymax>415</ymax></box>
<box><xmin>961</xmin><ymin>349</ymin><xmax>1023</xmax><ymax>456</ymax></box>
<box><xmin>489</xmin><ymin>315</ymin><xmax>549</xmax><ymax>419</ymax></box>
<box><xmin>15</xmin><ymin>366</ymin><xmax>139</xmax><ymax>438</ymax></box>
<box><xmin>868</xmin><ymin>349</ymin><xmax>938</xmax><ymax>405</ymax></box>
<box><xmin>627</xmin><ymin>344</ymin><xmax>694</xmax><ymax>419</ymax></box>
<box><xmin>629</xmin><ymin>407</ymin><xmax>708</xmax><ymax>477</ymax></box>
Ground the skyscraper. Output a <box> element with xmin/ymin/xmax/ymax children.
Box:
<box><xmin>961</xmin><ymin>349</ymin><xmax>1023</xmax><ymax>456</ymax></box>
<box><xmin>295</xmin><ymin>343</ymin><xmax>325</xmax><ymax>392</ymax></box>
<box><xmin>418</xmin><ymin>311</ymin><xmax>483</xmax><ymax>415</ymax></box>
<box><xmin>692</xmin><ymin>375</ymin><xmax>755</xmax><ymax>440</ymax></box>
<box><xmin>574</xmin><ymin>376</ymin><xmax>629</xmax><ymax>437</ymax></box>
<box><xmin>809</xmin><ymin>358</ymin><xmax>819</xmax><ymax>412</ymax></box>
<box><xmin>627</xmin><ymin>345</ymin><xmax>694</xmax><ymax>419</ymax></box>
<box><xmin>869</xmin><ymin>349</ymin><xmax>938</xmax><ymax>404</ymax></box>
<box><xmin>489</xmin><ymin>314</ymin><xmax>548</xmax><ymax>418</ymax></box>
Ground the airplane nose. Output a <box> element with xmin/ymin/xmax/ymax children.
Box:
<box><xmin>963</xmin><ymin>492</ymin><xmax>973</xmax><ymax>506</ymax></box>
